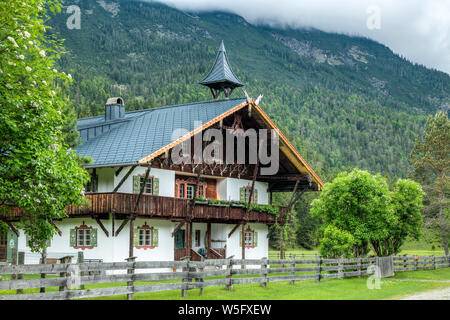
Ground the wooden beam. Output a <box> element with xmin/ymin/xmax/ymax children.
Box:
<box><xmin>246</xmin><ymin>161</ymin><xmax>259</xmax><ymax>215</ymax></box>
<box><xmin>49</xmin><ymin>221</ymin><xmax>62</xmax><ymax>236</ymax></box>
<box><xmin>114</xmin><ymin>218</ymin><xmax>129</xmax><ymax>237</ymax></box>
<box><xmin>241</xmin><ymin>223</ymin><xmax>245</xmax><ymax>264</ymax></box>
<box><xmin>5</xmin><ymin>221</ymin><xmax>19</xmax><ymax>237</ymax></box>
<box><xmin>95</xmin><ymin>218</ymin><xmax>109</xmax><ymax>237</ymax></box>
<box><xmin>257</xmin><ymin>174</ymin><xmax>309</xmax><ymax>181</ymax></box>
<box><xmin>113</xmin><ymin>165</ymin><xmax>137</xmax><ymax>193</ymax></box>
<box><xmin>132</xmin><ymin>163</ymin><xmax>152</xmax><ymax>214</ymax></box>
<box><xmin>115</xmin><ymin>166</ymin><xmax>124</xmax><ymax>177</ymax></box>
<box><xmin>287</xmin><ymin>180</ymin><xmax>300</xmax><ymax>209</ymax></box>
<box><xmin>172</xmin><ymin>221</ymin><xmax>185</xmax><ymax>237</ymax></box>
<box><xmin>228</xmin><ymin>223</ymin><xmax>240</xmax><ymax>238</ymax></box>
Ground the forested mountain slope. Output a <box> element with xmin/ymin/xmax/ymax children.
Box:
<box><xmin>49</xmin><ymin>0</ymin><xmax>450</xmax><ymax>179</ymax></box>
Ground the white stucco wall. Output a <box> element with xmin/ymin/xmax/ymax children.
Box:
<box><xmin>114</xmin><ymin>166</ymin><xmax>175</xmax><ymax>197</ymax></box>
<box><xmin>224</xmin><ymin>178</ymin><xmax>269</xmax><ymax>205</ymax></box>
<box><xmin>16</xmin><ymin>220</ymin><xmax>268</xmax><ymax>265</ymax></box>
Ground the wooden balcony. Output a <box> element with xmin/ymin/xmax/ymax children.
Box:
<box><xmin>64</xmin><ymin>193</ymin><xmax>288</xmax><ymax>224</ymax></box>
<box><xmin>3</xmin><ymin>193</ymin><xmax>288</xmax><ymax>224</ymax></box>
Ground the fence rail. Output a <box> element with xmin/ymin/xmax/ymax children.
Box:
<box><xmin>1</xmin><ymin>255</ymin><xmax>449</xmax><ymax>300</ymax></box>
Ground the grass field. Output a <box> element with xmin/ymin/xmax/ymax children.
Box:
<box><xmin>2</xmin><ymin>267</ymin><xmax>449</xmax><ymax>300</ymax></box>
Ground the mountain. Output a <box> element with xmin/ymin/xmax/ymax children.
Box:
<box><xmin>48</xmin><ymin>0</ymin><xmax>450</xmax><ymax>180</ymax></box>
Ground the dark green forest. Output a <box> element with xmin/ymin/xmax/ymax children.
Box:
<box><xmin>46</xmin><ymin>0</ymin><xmax>449</xmax><ymax>249</ymax></box>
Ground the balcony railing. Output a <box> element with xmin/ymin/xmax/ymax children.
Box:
<box><xmin>3</xmin><ymin>193</ymin><xmax>289</xmax><ymax>224</ymax></box>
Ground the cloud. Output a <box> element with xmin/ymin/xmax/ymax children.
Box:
<box><xmin>156</xmin><ymin>0</ymin><xmax>450</xmax><ymax>75</ymax></box>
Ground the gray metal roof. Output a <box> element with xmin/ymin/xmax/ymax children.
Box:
<box><xmin>75</xmin><ymin>98</ymin><xmax>247</xmax><ymax>167</ymax></box>
<box><xmin>199</xmin><ymin>41</ymin><xmax>244</xmax><ymax>87</ymax></box>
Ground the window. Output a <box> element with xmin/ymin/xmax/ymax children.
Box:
<box><xmin>194</xmin><ymin>230</ymin><xmax>201</xmax><ymax>247</ymax></box>
<box><xmin>140</xmin><ymin>176</ymin><xmax>153</xmax><ymax>194</ymax></box>
<box><xmin>244</xmin><ymin>230</ymin><xmax>254</xmax><ymax>247</ymax></box>
<box><xmin>77</xmin><ymin>228</ymin><xmax>91</xmax><ymax>246</ymax></box>
<box><xmin>85</xmin><ymin>172</ymin><xmax>98</xmax><ymax>193</ymax></box>
<box><xmin>71</xmin><ymin>223</ymin><xmax>97</xmax><ymax>250</ymax></box>
<box><xmin>176</xmin><ymin>178</ymin><xmax>207</xmax><ymax>199</ymax></box>
<box><xmin>139</xmin><ymin>229</ymin><xmax>152</xmax><ymax>246</ymax></box>
<box><xmin>0</xmin><ymin>234</ymin><xmax>6</xmax><ymax>246</ymax></box>
<box><xmin>135</xmin><ymin>223</ymin><xmax>158</xmax><ymax>249</ymax></box>
<box><xmin>240</xmin><ymin>186</ymin><xmax>258</xmax><ymax>204</ymax></box>
<box><xmin>186</xmin><ymin>184</ymin><xmax>195</xmax><ymax>199</ymax></box>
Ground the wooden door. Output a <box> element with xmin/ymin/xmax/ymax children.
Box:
<box><xmin>0</xmin><ymin>233</ymin><xmax>7</xmax><ymax>262</ymax></box>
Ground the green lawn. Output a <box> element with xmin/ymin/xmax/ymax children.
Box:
<box><xmin>86</xmin><ymin>268</ymin><xmax>450</xmax><ymax>300</ymax></box>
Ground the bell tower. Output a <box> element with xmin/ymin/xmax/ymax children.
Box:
<box><xmin>199</xmin><ymin>41</ymin><xmax>244</xmax><ymax>99</ymax></box>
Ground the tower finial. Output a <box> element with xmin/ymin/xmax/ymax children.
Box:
<box><xmin>199</xmin><ymin>41</ymin><xmax>244</xmax><ymax>100</ymax></box>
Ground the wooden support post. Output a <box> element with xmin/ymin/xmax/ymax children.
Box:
<box><xmin>290</xmin><ymin>257</ymin><xmax>295</xmax><ymax>285</ymax></box>
<box><xmin>228</xmin><ymin>223</ymin><xmax>240</xmax><ymax>238</ymax></box>
<box><xmin>315</xmin><ymin>257</ymin><xmax>322</xmax><ymax>283</ymax></box>
<box><xmin>241</xmin><ymin>223</ymin><xmax>245</xmax><ymax>269</ymax></box>
<box><xmin>207</xmin><ymin>223</ymin><xmax>211</xmax><ymax>255</ymax></box>
<box><xmin>432</xmin><ymin>255</ymin><xmax>436</xmax><ymax>270</ymax></box>
<box><xmin>403</xmin><ymin>255</ymin><xmax>407</xmax><ymax>271</ymax></box>
<box><xmin>186</xmin><ymin>221</ymin><xmax>192</xmax><ymax>258</ymax></box>
<box><xmin>17</xmin><ymin>251</ymin><xmax>24</xmax><ymax>294</ymax></box>
<box><xmin>78</xmin><ymin>251</ymin><xmax>85</xmax><ymax>290</ymax></box>
<box><xmin>226</xmin><ymin>258</ymin><xmax>233</xmax><ymax>291</ymax></box>
<box><xmin>126</xmin><ymin>256</ymin><xmax>136</xmax><ymax>300</ymax></box>
<box><xmin>260</xmin><ymin>257</ymin><xmax>268</xmax><ymax>287</ymax></box>
<box><xmin>269</xmin><ymin>192</ymin><xmax>273</xmax><ymax>205</ymax></box>
<box><xmin>129</xmin><ymin>217</ymin><xmax>135</xmax><ymax>258</ymax></box>
<box><xmin>40</xmin><ymin>248</ymin><xmax>47</xmax><ymax>293</ymax></box>
<box><xmin>414</xmin><ymin>256</ymin><xmax>418</xmax><ymax>271</ymax></box>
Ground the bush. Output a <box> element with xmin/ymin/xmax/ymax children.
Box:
<box><xmin>319</xmin><ymin>225</ymin><xmax>355</xmax><ymax>259</ymax></box>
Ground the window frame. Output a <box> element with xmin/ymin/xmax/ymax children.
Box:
<box><xmin>136</xmin><ymin>224</ymin><xmax>155</xmax><ymax>250</ymax></box>
<box><xmin>74</xmin><ymin>223</ymin><xmax>94</xmax><ymax>250</ymax></box>
<box><xmin>175</xmin><ymin>178</ymin><xmax>207</xmax><ymax>199</ymax></box>
<box><xmin>139</xmin><ymin>175</ymin><xmax>154</xmax><ymax>195</ymax></box>
<box><xmin>243</xmin><ymin>228</ymin><xmax>255</xmax><ymax>248</ymax></box>
<box><xmin>194</xmin><ymin>230</ymin><xmax>201</xmax><ymax>247</ymax></box>
<box><xmin>243</xmin><ymin>186</ymin><xmax>256</xmax><ymax>204</ymax></box>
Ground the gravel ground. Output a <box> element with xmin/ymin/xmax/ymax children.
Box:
<box><xmin>401</xmin><ymin>286</ymin><xmax>450</xmax><ymax>300</ymax></box>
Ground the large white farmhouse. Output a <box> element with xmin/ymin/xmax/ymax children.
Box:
<box><xmin>1</xmin><ymin>42</ymin><xmax>323</xmax><ymax>264</ymax></box>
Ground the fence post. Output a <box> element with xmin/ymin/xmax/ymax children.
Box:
<box><xmin>338</xmin><ymin>257</ymin><xmax>344</xmax><ymax>279</ymax></box>
<box><xmin>290</xmin><ymin>257</ymin><xmax>295</xmax><ymax>285</ymax></box>
<box><xmin>432</xmin><ymin>255</ymin><xmax>436</xmax><ymax>270</ymax></box>
<box><xmin>260</xmin><ymin>257</ymin><xmax>267</xmax><ymax>287</ymax></box>
<box><xmin>10</xmin><ymin>248</ymin><xmax>18</xmax><ymax>282</ymax></box>
<box><xmin>59</xmin><ymin>256</ymin><xmax>72</xmax><ymax>300</ymax></box>
<box><xmin>40</xmin><ymin>248</ymin><xmax>47</xmax><ymax>293</ymax></box>
<box><xmin>226</xmin><ymin>258</ymin><xmax>233</xmax><ymax>291</ymax></box>
<box><xmin>181</xmin><ymin>258</ymin><xmax>191</xmax><ymax>297</ymax></box>
<box><xmin>315</xmin><ymin>257</ymin><xmax>322</xmax><ymax>283</ymax></box>
<box><xmin>197</xmin><ymin>260</ymin><xmax>205</xmax><ymax>296</ymax></box>
<box><xmin>414</xmin><ymin>256</ymin><xmax>418</xmax><ymax>271</ymax></box>
<box><xmin>357</xmin><ymin>258</ymin><xmax>362</xmax><ymax>278</ymax></box>
<box><xmin>125</xmin><ymin>256</ymin><xmax>136</xmax><ymax>300</ymax></box>
<box><xmin>78</xmin><ymin>251</ymin><xmax>85</xmax><ymax>290</ymax></box>
<box><xmin>17</xmin><ymin>252</ymin><xmax>24</xmax><ymax>294</ymax></box>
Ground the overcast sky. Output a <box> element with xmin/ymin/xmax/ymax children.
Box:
<box><xmin>156</xmin><ymin>0</ymin><xmax>450</xmax><ymax>75</ymax></box>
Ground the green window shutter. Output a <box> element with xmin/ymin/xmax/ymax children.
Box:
<box><xmin>239</xmin><ymin>187</ymin><xmax>245</xmax><ymax>202</ymax></box>
<box><xmin>90</xmin><ymin>229</ymin><xmax>98</xmax><ymax>247</ymax></box>
<box><xmin>6</xmin><ymin>231</ymin><xmax>18</xmax><ymax>263</ymax></box>
<box><xmin>239</xmin><ymin>231</ymin><xmax>243</xmax><ymax>247</ymax></box>
<box><xmin>254</xmin><ymin>232</ymin><xmax>258</xmax><ymax>247</ymax></box>
<box><xmin>133</xmin><ymin>228</ymin><xmax>140</xmax><ymax>247</ymax></box>
<box><xmin>133</xmin><ymin>176</ymin><xmax>140</xmax><ymax>194</ymax></box>
<box><xmin>153</xmin><ymin>178</ymin><xmax>159</xmax><ymax>195</ymax></box>
<box><xmin>152</xmin><ymin>229</ymin><xmax>158</xmax><ymax>247</ymax></box>
<box><xmin>253</xmin><ymin>189</ymin><xmax>258</xmax><ymax>204</ymax></box>
<box><xmin>70</xmin><ymin>229</ymin><xmax>76</xmax><ymax>247</ymax></box>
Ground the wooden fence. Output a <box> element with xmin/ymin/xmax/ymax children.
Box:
<box><xmin>0</xmin><ymin>255</ymin><xmax>449</xmax><ymax>300</ymax></box>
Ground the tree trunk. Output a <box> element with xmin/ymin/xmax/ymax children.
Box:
<box><xmin>438</xmin><ymin>175</ymin><xmax>449</xmax><ymax>255</ymax></box>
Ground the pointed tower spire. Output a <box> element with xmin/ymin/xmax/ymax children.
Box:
<box><xmin>199</xmin><ymin>41</ymin><xmax>244</xmax><ymax>99</ymax></box>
